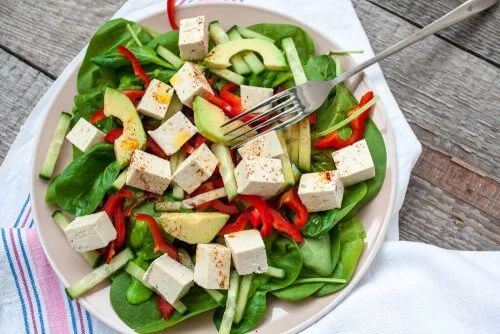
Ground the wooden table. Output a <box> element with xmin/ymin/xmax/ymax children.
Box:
<box><xmin>0</xmin><ymin>0</ymin><xmax>498</xmax><ymax>250</ymax></box>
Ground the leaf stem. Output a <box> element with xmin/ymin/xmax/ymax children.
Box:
<box><xmin>127</xmin><ymin>23</ymin><xmax>144</xmax><ymax>47</ymax></box>
<box><xmin>292</xmin><ymin>277</ymin><xmax>347</xmax><ymax>284</ymax></box>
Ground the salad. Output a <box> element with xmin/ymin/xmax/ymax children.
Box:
<box><xmin>40</xmin><ymin>4</ymin><xmax>386</xmax><ymax>334</ymax></box>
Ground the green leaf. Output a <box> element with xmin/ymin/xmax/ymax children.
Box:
<box><xmin>299</xmin><ymin>234</ymin><xmax>333</xmax><ymax>276</ymax></box>
<box><xmin>91</xmin><ymin>46</ymin><xmax>174</xmax><ymax>69</ymax></box>
<box><xmin>303</xmin><ymin>55</ymin><xmax>336</xmax><ymax>81</ymax></box>
<box><xmin>302</xmin><ymin>182</ymin><xmax>367</xmax><ymax>238</ymax></box>
<box><xmin>315</xmin><ymin>217</ymin><xmax>366</xmax><ymax>296</ymax></box>
<box><xmin>315</xmin><ymin>83</ymin><xmax>358</xmax><ymax>133</ymax></box>
<box><xmin>126</xmin><ymin>278</ymin><xmax>154</xmax><ymax>305</ymax></box>
<box><xmin>146</xmin><ymin>30</ymin><xmax>180</xmax><ymax>54</ymax></box>
<box><xmin>45</xmin><ymin>144</ymin><xmax>121</xmax><ymax>216</ymax></box>
<box><xmin>247</xmin><ymin>23</ymin><xmax>314</xmax><ymax>63</ymax></box>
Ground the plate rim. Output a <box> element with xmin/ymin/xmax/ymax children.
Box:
<box><xmin>30</xmin><ymin>2</ymin><xmax>398</xmax><ymax>333</ymax></box>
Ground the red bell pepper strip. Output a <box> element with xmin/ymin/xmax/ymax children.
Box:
<box><xmin>314</xmin><ymin>91</ymin><xmax>374</xmax><ymax>149</ymax></box>
<box><xmin>193</xmin><ymin>134</ymin><xmax>206</xmax><ymax>149</ymax></box>
<box><xmin>113</xmin><ymin>198</ymin><xmax>127</xmax><ymax>250</ymax></box>
<box><xmin>104</xmin><ymin>128</ymin><xmax>123</xmax><ymax>143</ymax></box>
<box><xmin>218</xmin><ymin>209</ymin><xmax>252</xmax><ymax>235</ymax></box>
<box><xmin>249</xmin><ymin>208</ymin><xmax>261</xmax><ymax>228</ymax></box>
<box><xmin>204</xmin><ymin>93</ymin><xmax>233</xmax><ymax>115</ymax></box>
<box><xmin>166</xmin><ymin>0</ymin><xmax>178</xmax><ymax>30</ymax></box>
<box><xmin>117</xmin><ymin>45</ymin><xmax>151</xmax><ymax>87</ymax></box>
<box><xmin>124</xmin><ymin>89</ymin><xmax>145</xmax><ymax>102</ymax></box>
<box><xmin>156</xmin><ymin>295</ymin><xmax>175</xmax><ymax>319</ymax></box>
<box><xmin>237</xmin><ymin>195</ymin><xmax>273</xmax><ymax>237</ymax></box>
<box><xmin>147</xmin><ymin>137</ymin><xmax>168</xmax><ymax>159</ymax></box>
<box><xmin>279</xmin><ymin>187</ymin><xmax>308</xmax><ymax>229</ymax></box>
<box><xmin>210</xmin><ymin>200</ymin><xmax>239</xmax><ymax>215</ymax></box>
<box><xmin>308</xmin><ymin>113</ymin><xmax>317</xmax><ymax>125</ymax></box>
<box><xmin>104</xmin><ymin>241</ymin><xmax>116</xmax><ymax>264</ymax></box>
<box><xmin>269</xmin><ymin>208</ymin><xmax>303</xmax><ymax>243</ymax></box>
<box><xmin>136</xmin><ymin>214</ymin><xmax>179</xmax><ymax>260</ymax></box>
<box><xmin>181</xmin><ymin>142</ymin><xmax>195</xmax><ymax>154</ymax></box>
<box><xmin>90</xmin><ymin>108</ymin><xmax>105</xmax><ymax>124</ymax></box>
<box><xmin>124</xmin><ymin>192</ymin><xmax>163</xmax><ymax>217</ymax></box>
<box><xmin>102</xmin><ymin>188</ymin><xmax>133</xmax><ymax>219</ymax></box>
<box><xmin>220</xmin><ymin>84</ymin><xmax>257</xmax><ymax>122</ymax></box>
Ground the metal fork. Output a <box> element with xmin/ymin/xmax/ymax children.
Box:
<box><xmin>222</xmin><ymin>0</ymin><xmax>497</xmax><ymax>148</ymax></box>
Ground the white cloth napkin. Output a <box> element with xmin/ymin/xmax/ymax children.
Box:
<box><xmin>0</xmin><ymin>0</ymin><xmax>498</xmax><ymax>333</ymax></box>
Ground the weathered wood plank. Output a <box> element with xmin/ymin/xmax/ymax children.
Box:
<box><xmin>399</xmin><ymin>176</ymin><xmax>500</xmax><ymax>251</ymax></box>
<box><xmin>356</xmin><ymin>0</ymin><xmax>500</xmax><ymax>182</ymax></box>
<box><xmin>414</xmin><ymin>145</ymin><xmax>500</xmax><ymax>218</ymax></box>
<box><xmin>368</xmin><ymin>0</ymin><xmax>500</xmax><ymax>65</ymax></box>
<box><xmin>0</xmin><ymin>0</ymin><xmax>122</xmax><ymax>76</ymax></box>
<box><xmin>0</xmin><ymin>49</ymin><xmax>52</xmax><ymax>165</ymax></box>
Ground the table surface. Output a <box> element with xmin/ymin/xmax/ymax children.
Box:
<box><xmin>0</xmin><ymin>0</ymin><xmax>498</xmax><ymax>250</ymax></box>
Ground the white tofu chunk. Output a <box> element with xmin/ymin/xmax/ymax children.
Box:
<box><xmin>194</xmin><ymin>244</ymin><xmax>231</xmax><ymax>289</ymax></box>
<box><xmin>66</xmin><ymin>118</ymin><xmax>105</xmax><ymax>152</ymax></box>
<box><xmin>235</xmin><ymin>158</ymin><xmax>284</xmax><ymax>197</ymax></box>
<box><xmin>126</xmin><ymin>150</ymin><xmax>171</xmax><ymax>194</ymax></box>
<box><xmin>224</xmin><ymin>230</ymin><xmax>268</xmax><ymax>275</ymax></box>
<box><xmin>137</xmin><ymin>79</ymin><xmax>174</xmax><ymax>120</ymax></box>
<box><xmin>170</xmin><ymin>62</ymin><xmax>213</xmax><ymax>108</ymax></box>
<box><xmin>64</xmin><ymin>212</ymin><xmax>116</xmax><ymax>252</ymax></box>
<box><xmin>148</xmin><ymin>111</ymin><xmax>197</xmax><ymax>155</ymax></box>
<box><xmin>179</xmin><ymin>16</ymin><xmax>209</xmax><ymax>60</ymax></box>
<box><xmin>143</xmin><ymin>254</ymin><xmax>194</xmax><ymax>304</ymax></box>
<box><xmin>297</xmin><ymin>171</ymin><xmax>344</xmax><ymax>212</ymax></box>
<box><xmin>240</xmin><ymin>85</ymin><xmax>274</xmax><ymax>113</ymax></box>
<box><xmin>332</xmin><ymin>139</ymin><xmax>376</xmax><ymax>186</ymax></box>
<box><xmin>172</xmin><ymin>143</ymin><xmax>218</xmax><ymax>193</ymax></box>
<box><xmin>237</xmin><ymin>130</ymin><xmax>285</xmax><ymax>160</ymax></box>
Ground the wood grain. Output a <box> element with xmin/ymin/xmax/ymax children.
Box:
<box><xmin>399</xmin><ymin>176</ymin><xmax>500</xmax><ymax>251</ymax></box>
<box><xmin>0</xmin><ymin>49</ymin><xmax>52</xmax><ymax>165</ymax></box>
<box><xmin>356</xmin><ymin>0</ymin><xmax>500</xmax><ymax>183</ymax></box>
<box><xmin>368</xmin><ymin>0</ymin><xmax>500</xmax><ymax>65</ymax></box>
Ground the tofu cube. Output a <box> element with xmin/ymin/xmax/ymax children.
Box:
<box><xmin>144</xmin><ymin>254</ymin><xmax>194</xmax><ymax>304</ymax></box>
<box><xmin>179</xmin><ymin>15</ymin><xmax>209</xmax><ymax>61</ymax></box>
<box><xmin>126</xmin><ymin>150</ymin><xmax>171</xmax><ymax>194</ymax></box>
<box><xmin>235</xmin><ymin>158</ymin><xmax>284</xmax><ymax>197</ymax></box>
<box><xmin>64</xmin><ymin>212</ymin><xmax>116</xmax><ymax>252</ymax></box>
<box><xmin>170</xmin><ymin>62</ymin><xmax>213</xmax><ymax>108</ymax></box>
<box><xmin>148</xmin><ymin>111</ymin><xmax>197</xmax><ymax>155</ymax></box>
<box><xmin>237</xmin><ymin>130</ymin><xmax>285</xmax><ymax>160</ymax></box>
<box><xmin>298</xmin><ymin>171</ymin><xmax>344</xmax><ymax>212</ymax></box>
<box><xmin>172</xmin><ymin>143</ymin><xmax>218</xmax><ymax>193</ymax></box>
<box><xmin>194</xmin><ymin>244</ymin><xmax>231</xmax><ymax>289</ymax></box>
<box><xmin>66</xmin><ymin>118</ymin><xmax>105</xmax><ymax>152</ymax></box>
<box><xmin>137</xmin><ymin>79</ymin><xmax>174</xmax><ymax>120</ymax></box>
<box><xmin>332</xmin><ymin>139</ymin><xmax>376</xmax><ymax>186</ymax></box>
<box><xmin>240</xmin><ymin>85</ymin><xmax>274</xmax><ymax>113</ymax></box>
<box><xmin>224</xmin><ymin>230</ymin><xmax>268</xmax><ymax>275</ymax></box>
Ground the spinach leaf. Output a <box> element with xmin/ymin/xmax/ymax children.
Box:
<box><xmin>303</xmin><ymin>55</ymin><xmax>336</xmax><ymax>81</ymax></box>
<box><xmin>146</xmin><ymin>30</ymin><xmax>180</xmax><ymax>53</ymax></box>
<box><xmin>213</xmin><ymin>291</ymin><xmax>267</xmax><ymax>334</ymax></box>
<box><xmin>299</xmin><ymin>234</ymin><xmax>333</xmax><ymax>276</ymax></box>
<box><xmin>91</xmin><ymin>46</ymin><xmax>173</xmax><ymax>69</ymax></box>
<box><xmin>247</xmin><ymin>23</ymin><xmax>314</xmax><ymax>63</ymax></box>
<box><xmin>315</xmin><ymin>83</ymin><xmax>357</xmax><ymax>133</ymax></box>
<box><xmin>45</xmin><ymin>144</ymin><xmax>121</xmax><ymax>216</ymax></box>
<box><xmin>148</xmin><ymin>68</ymin><xmax>177</xmax><ymax>83</ymax></box>
<box><xmin>77</xmin><ymin>19</ymin><xmax>153</xmax><ymax>94</ymax></box>
<box><xmin>136</xmin><ymin>288</ymin><xmax>220</xmax><ymax>333</ymax></box>
<box><xmin>311</xmin><ymin>146</ymin><xmax>335</xmax><ymax>172</ymax></box>
<box><xmin>315</xmin><ymin>217</ymin><xmax>366</xmax><ymax>296</ymax></box>
<box><xmin>303</xmin><ymin>182</ymin><xmax>367</xmax><ymax>238</ymax></box>
<box><xmin>72</xmin><ymin>90</ymin><xmax>116</xmax><ymax>133</ymax></box>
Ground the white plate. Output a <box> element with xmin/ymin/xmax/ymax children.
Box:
<box><xmin>31</xmin><ymin>2</ymin><xmax>397</xmax><ymax>333</ymax></box>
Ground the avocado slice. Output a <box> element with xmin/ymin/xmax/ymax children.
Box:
<box><xmin>204</xmin><ymin>39</ymin><xmax>287</xmax><ymax>71</ymax></box>
<box><xmin>158</xmin><ymin>212</ymin><xmax>229</xmax><ymax>244</ymax></box>
<box><xmin>104</xmin><ymin>88</ymin><xmax>146</xmax><ymax>167</ymax></box>
<box><xmin>193</xmin><ymin>96</ymin><xmax>256</xmax><ymax>145</ymax></box>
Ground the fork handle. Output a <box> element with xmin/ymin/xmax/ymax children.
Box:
<box><xmin>330</xmin><ymin>0</ymin><xmax>497</xmax><ymax>87</ymax></box>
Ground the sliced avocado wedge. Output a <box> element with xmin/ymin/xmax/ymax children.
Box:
<box><xmin>104</xmin><ymin>88</ymin><xmax>146</xmax><ymax>167</ymax></box>
<box><xmin>158</xmin><ymin>212</ymin><xmax>229</xmax><ymax>244</ymax></box>
<box><xmin>204</xmin><ymin>39</ymin><xmax>287</xmax><ymax>71</ymax></box>
<box><xmin>193</xmin><ymin>96</ymin><xmax>256</xmax><ymax>145</ymax></box>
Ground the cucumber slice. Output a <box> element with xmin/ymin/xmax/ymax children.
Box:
<box><xmin>209</xmin><ymin>68</ymin><xmax>245</xmax><ymax>85</ymax></box>
<box><xmin>205</xmin><ymin>289</ymin><xmax>225</xmax><ymax>304</ymax></box>
<box><xmin>276</xmin><ymin>131</ymin><xmax>295</xmax><ymax>190</ymax></box>
<box><xmin>265</xmin><ymin>266</ymin><xmax>286</xmax><ymax>278</ymax></box>
<box><xmin>234</xmin><ymin>274</ymin><xmax>253</xmax><ymax>323</ymax></box>
<box><xmin>124</xmin><ymin>261</ymin><xmax>188</xmax><ymax>314</ymax></box>
<box><xmin>157</xmin><ymin>45</ymin><xmax>184</xmax><ymax>69</ymax></box>
<box><xmin>111</xmin><ymin>168</ymin><xmax>128</xmax><ymax>191</ymax></box>
<box><xmin>298</xmin><ymin>120</ymin><xmax>311</xmax><ymax>171</ymax></box>
<box><xmin>289</xmin><ymin>123</ymin><xmax>300</xmax><ymax>165</ymax></box>
<box><xmin>209</xmin><ymin>21</ymin><xmax>251</xmax><ymax>75</ymax></box>
<box><xmin>170</xmin><ymin>150</ymin><xmax>186</xmax><ymax>200</ymax></box>
<box><xmin>236</xmin><ymin>26</ymin><xmax>275</xmax><ymax>42</ymax></box>
<box><xmin>39</xmin><ymin>112</ymin><xmax>72</xmax><ymax>180</ymax></box>
<box><xmin>183</xmin><ymin>188</ymin><xmax>227</xmax><ymax>208</ymax></box>
<box><xmin>211</xmin><ymin>143</ymin><xmax>238</xmax><ymax>200</ymax></box>
<box><xmin>282</xmin><ymin>37</ymin><xmax>307</xmax><ymax>85</ymax></box>
<box><xmin>66</xmin><ymin>248</ymin><xmax>134</xmax><ymax>299</ymax></box>
<box><xmin>52</xmin><ymin>211</ymin><xmax>101</xmax><ymax>267</ymax></box>
<box><xmin>219</xmin><ymin>270</ymin><xmax>240</xmax><ymax>334</ymax></box>
<box><xmin>227</xmin><ymin>28</ymin><xmax>265</xmax><ymax>74</ymax></box>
